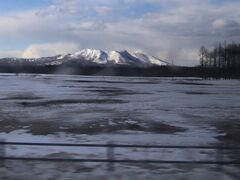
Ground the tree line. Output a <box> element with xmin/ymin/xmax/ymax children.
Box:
<box><xmin>199</xmin><ymin>42</ymin><xmax>240</xmax><ymax>69</ymax></box>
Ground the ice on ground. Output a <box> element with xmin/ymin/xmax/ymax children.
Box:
<box><xmin>0</xmin><ymin>73</ymin><xmax>240</xmax><ymax>179</ymax></box>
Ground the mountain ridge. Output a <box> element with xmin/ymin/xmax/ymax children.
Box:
<box><xmin>0</xmin><ymin>49</ymin><xmax>170</xmax><ymax>67</ymax></box>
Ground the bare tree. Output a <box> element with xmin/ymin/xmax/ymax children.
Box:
<box><xmin>199</xmin><ymin>42</ymin><xmax>240</xmax><ymax>69</ymax></box>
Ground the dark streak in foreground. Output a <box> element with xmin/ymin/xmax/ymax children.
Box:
<box><xmin>1</xmin><ymin>156</ymin><xmax>240</xmax><ymax>165</ymax></box>
<box><xmin>0</xmin><ymin>64</ymin><xmax>239</xmax><ymax>78</ymax></box>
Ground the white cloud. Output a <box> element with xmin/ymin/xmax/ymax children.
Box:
<box><xmin>37</xmin><ymin>0</ymin><xmax>116</xmax><ymax>17</ymax></box>
<box><xmin>212</xmin><ymin>19</ymin><xmax>227</xmax><ymax>29</ymax></box>
<box><xmin>0</xmin><ymin>11</ymin><xmax>59</xmax><ymax>39</ymax></box>
<box><xmin>73</xmin><ymin>21</ymin><xmax>106</xmax><ymax>31</ymax></box>
<box><xmin>0</xmin><ymin>0</ymin><xmax>240</xmax><ymax>66</ymax></box>
<box><xmin>22</xmin><ymin>42</ymin><xmax>79</xmax><ymax>58</ymax></box>
<box><xmin>0</xmin><ymin>50</ymin><xmax>22</xmax><ymax>58</ymax></box>
<box><xmin>94</xmin><ymin>6</ymin><xmax>112</xmax><ymax>15</ymax></box>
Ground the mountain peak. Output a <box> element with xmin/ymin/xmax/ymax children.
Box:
<box><xmin>0</xmin><ymin>49</ymin><xmax>170</xmax><ymax>67</ymax></box>
<box><xmin>63</xmin><ymin>49</ymin><xmax>169</xmax><ymax>66</ymax></box>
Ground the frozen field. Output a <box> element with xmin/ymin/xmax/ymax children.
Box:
<box><xmin>0</xmin><ymin>73</ymin><xmax>240</xmax><ymax>179</ymax></box>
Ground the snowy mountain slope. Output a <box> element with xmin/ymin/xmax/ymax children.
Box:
<box><xmin>0</xmin><ymin>49</ymin><xmax>170</xmax><ymax>67</ymax></box>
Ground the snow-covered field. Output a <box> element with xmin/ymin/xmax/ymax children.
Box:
<box><xmin>0</xmin><ymin>73</ymin><xmax>239</xmax><ymax>179</ymax></box>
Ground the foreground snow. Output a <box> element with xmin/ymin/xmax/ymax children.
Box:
<box><xmin>0</xmin><ymin>74</ymin><xmax>239</xmax><ymax>179</ymax></box>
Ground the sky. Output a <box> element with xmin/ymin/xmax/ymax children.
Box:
<box><xmin>0</xmin><ymin>0</ymin><xmax>239</xmax><ymax>66</ymax></box>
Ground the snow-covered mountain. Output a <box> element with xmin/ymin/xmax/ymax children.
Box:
<box><xmin>0</xmin><ymin>49</ymin><xmax>170</xmax><ymax>67</ymax></box>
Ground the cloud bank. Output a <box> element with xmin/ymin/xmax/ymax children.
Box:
<box><xmin>0</xmin><ymin>0</ymin><xmax>239</xmax><ymax>66</ymax></box>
